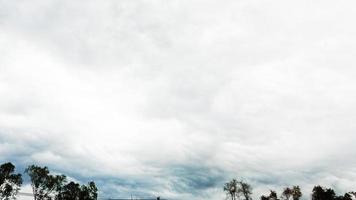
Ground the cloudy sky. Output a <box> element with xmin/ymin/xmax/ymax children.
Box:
<box><xmin>1</xmin><ymin>0</ymin><xmax>356</xmax><ymax>199</ymax></box>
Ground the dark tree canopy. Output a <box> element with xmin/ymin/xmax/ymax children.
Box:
<box><xmin>0</xmin><ymin>163</ymin><xmax>100</xmax><ymax>200</ymax></box>
<box><xmin>224</xmin><ymin>179</ymin><xmax>253</xmax><ymax>200</ymax></box>
<box><xmin>269</xmin><ymin>190</ymin><xmax>279</xmax><ymax>200</ymax></box>
<box><xmin>312</xmin><ymin>186</ymin><xmax>336</xmax><ymax>200</ymax></box>
<box><xmin>261</xmin><ymin>190</ymin><xmax>279</xmax><ymax>200</ymax></box>
<box><xmin>55</xmin><ymin>181</ymin><xmax>81</xmax><ymax>200</ymax></box>
<box><xmin>281</xmin><ymin>186</ymin><xmax>302</xmax><ymax>200</ymax></box>
<box><xmin>281</xmin><ymin>187</ymin><xmax>292</xmax><ymax>200</ymax></box>
<box><xmin>261</xmin><ymin>196</ymin><xmax>269</xmax><ymax>200</ymax></box>
<box><xmin>291</xmin><ymin>186</ymin><xmax>302</xmax><ymax>200</ymax></box>
<box><xmin>335</xmin><ymin>193</ymin><xmax>354</xmax><ymax>200</ymax></box>
<box><xmin>25</xmin><ymin>165</ymin><xmax>98</xmax><ymax>200</ymax></box>
<box><xmin>79</xmin><ymin>181</ymin><xmax>98</xmax><ymax>200</ymax></box>
<box><xmin>238</xmin><ymin>181</ymin><xmax>252</xmax><ymax>200</ymax></box>
<box><xmin>0</xmin><ymin>162</ymin><xmax>22</xmax><ymax>200</ymax></box>
<box><xmin>224</xmin><ymin>179</ymin><xmax>238</xmax><ymax>200</ymax></box>
<box><xmin>55</xmin><ymin>181</ymin><xmax>97</xmax><ymax>200</ymax></box>
<box><xmin>25</xmin><ymin>165</ymin><xmax>66</xmax><ymax>200</ymax></box>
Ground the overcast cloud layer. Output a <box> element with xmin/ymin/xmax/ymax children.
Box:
<box><xmin>1</xmin><ymin>0</ymin><xmax>356</xmax><ymax>199</ymax></box>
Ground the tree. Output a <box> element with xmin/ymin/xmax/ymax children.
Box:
<box><xmin>343</xmin><ymin>193</ymin><xmax>353</xmax><ymax>200</ymax></box>
<box><xmin>56</xmin><ymin>181</ymin><xmax>97</xmax><ymax>200</ymax></box>
<box><xmin>350</xmin><ymin>192</ymin><xmax>356</xmax><ymax>197</ymax></box>
<box><xmin>281</xmin><ymin>187</ymin><xmax>292</xmax><ymax>200</ymax></box>
<box><xmin>0</xmin><ymin>162</ymin><xmax>22</xmax><ymax>200</ymax></box>
<box><xmin>348</xmin><ymin>192</ymin><xmax>356</xmax><ymax>200</ymax></box>
<box><xmin>335</xmin><ymin>193</ymin><xmax>353</xmax><ymax>200</ymax></box>
<box><xmin>55</xmin><ymin>182</ymin><xmax>81</xmax><ymax>200</ymax></box>
<box><xmin>25</xmin><ymin>165</ymin><xmax>66</xmax><ymax>200</ymax></box>
<box><xmin>311</xmin><ymin>186</ymin><xmax>335</xmax><ymax>200</ymax></box>
<box><xmin>261</xmin><ymin>196</ymin><xmax>269</xmax><ymax>200</ymax></box>
<box><xmin>261</xmin><ymin>190</ymin><xmax>279</xmax><ymax>200</ymax></box>
<box><xmin>269</xmin><ymin>190</ymin><xmax>278</xmax><ymax>200</ymax></box>
<box><xmin>224</xmin><ymin>179</ymin><xmax>238</xmax><ymax>200</ymax></box>
<box><xmin>281</xmin><ymin>186</ymin><xmax>302</xmax><ymax>200</ymax></box>
<box><xmin>79</xmin><ymin>182</ymin><xmax>97</xmax><ymax>200</ymax></box>
<box><xmin>291</xmin><ymin>186</ymin><xmax>302</xmax><ymax>200</ymax></box>
<box><xmin>237</xmin><ymin>181</ymin><xmax>252</xmax><ymax>200</ymax></box>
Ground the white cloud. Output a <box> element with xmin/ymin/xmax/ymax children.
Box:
<box><xmin>1</xmin><ymin>0</ymin><xmax>356</xmax><ymax>199</ymax></box>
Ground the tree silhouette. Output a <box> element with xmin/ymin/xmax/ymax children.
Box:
<box><xmin>311</xmin><ymin>186</ymin><xmax>335</xmax><ymax>200</ymax></box>
<box><xmin>55</xmin><ymin>181</ymin><xmax>98</xmax><ymax>200</ymax></box>
<box><xmin>261</xmin><ymin>190</ymin><xmax>279</xmax><ymax>200</ymax></box>
<box><xmin>25</xmin><ymin>165</ymin><xmax>66</xmax><ymax>200</ymax></box>
<box><xmin>224</xmin><ymin>179</ymin><xmax>238</xmax><ymax>200</ymax></box>
<box><xmin>281</xmin><ymin>187</ymin><xmax>292</xmax><ymax>200</ymax></box>
<box><xmin>281</xmin><ymin>186</ymin><xmax>302</xmax><ymax>200</ymax></box>
<box><xmin>55</xmin><ymin>182</ymin><xmax>81</xmax><ymax>200</ymax></box>
<box><xmin>348</xmin><ymin>192</ymin><xmax>356</xmax><ymax>200</ymax></box>
<box><xmin>237</xmin><ymin>180</ymin><xmax>252</xmax><ymax>200</ymax></box>
<box><xmin>261</xmin><ymin>196</ymin><xmax>269</xmax><ymax>200</ymax></box>
<box><xmin>79</xmin><ymin>181</ymin><xmax>97</xmax><ymax>200</ymax></box>
<box><xmin>335</xmin><ymin>193</ymin><xmax>353</xmax><ymax>200</ymax></box>
<box><xmin>55</xmin><ymin>180</ymin><xmax>97</xmax><ymax>200</ymax></box>
<box><xmin>291</xmin><ymin>186</ymin><xmax>302</xmax><ymax>200</ymax></box>
<box><xmin>0</xmin><ymin>162</ymin><xmax>22</xmax><ymax>200</ymax></box>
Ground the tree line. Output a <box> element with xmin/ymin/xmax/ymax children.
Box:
<box><xmin>224</xmin><ymin>179</ymin><xmax>356</xmax><ymax>200</ymax></box>
<box><xmin>0</xmin><ymin>162</ymin><xmax>97</xmax><ymax>200</ymax></box>
<box><xmin>2</xmin><ymin>161</ymin><xmax>355</xmax><ymax>200</ymax></box>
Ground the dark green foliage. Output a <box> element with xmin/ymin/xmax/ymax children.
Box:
<box><xmin>261</xmin><ymin>195</ymin><xmax>269</xmax><ymax>200</ymax></box>
<box><xmin>25</xmin><ymin>165</ymin><xmax>66</xmax><ymax>200</ymax></box>
<box><xmin>258</xmin><ymin>185</ymin><xmax>354</xmax><ymax>200</ymax></box>
<box><xmin>25</xmin><ymin>165</ymin><xmax>98</xmax><ymax>200</ymax></box>
<box><xmin>335</xmin><ymin>193</ymin><xmax>353</xmax><ymax>200</ymax></box>
<box><xmin>281</xmin><ymin>187</ymin><xmax>292</xmax><ymax>200</ymax></box>
<box><xmin>79</xmin><ymin>181</ymin><xmax>98</xmax><ymax>200</ymax></box>
<box><xmin>281</xmin><ymin>186</ymin><xmax>302</xmax><ymax>200</ymax></box>
<box><xmin>56</xmin><ymin>181</ymin><xmax>97</xmax><ymax>200</ymax></box>
<box><xmin>2</xmin><ymin>162</ymin><xmax>356</xmax><ymax>200</ymax></box>
<box><xmin>312</xmin><ymin>186</ymin><xmax>336</xmax><ymax>200</ymax></box>
<box><xmin>0</xmin><ymin>162</ymin><xmax>22</xmax><ymax>200</ymax></box>
<box><xmin>269</xmin><ymin>190</ymin><xmax>278</xmax><ymax>200</ymax></box>
<box><xmin>55</xmin><ymin>182</ymin><xmax>81</xmax><ymax>200</ymax></box>
<box><xmin>261</xmin><ymin>190</ymin><xmax>278</xmax><ymax>200</ymax></box>
<box><xmin>291</xmin><ymin>186</ymin><xmax>302</xmax><ymax>200</ymax></box>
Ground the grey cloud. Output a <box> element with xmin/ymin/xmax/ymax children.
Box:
<box><xmin>166</xmin><ymin>165</ymin><xmax>225</xmax><ymax>192</ymax></box>
<box><xmin>2</xmin><ymin>0</ymin><xmax>356</xmax><ymax>199</ymax></box>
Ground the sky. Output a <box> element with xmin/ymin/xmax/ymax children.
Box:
<box><xmin>1</xmin><ymin>0</ymin><xmax>356</xmax><ymax>199</ymax></box>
